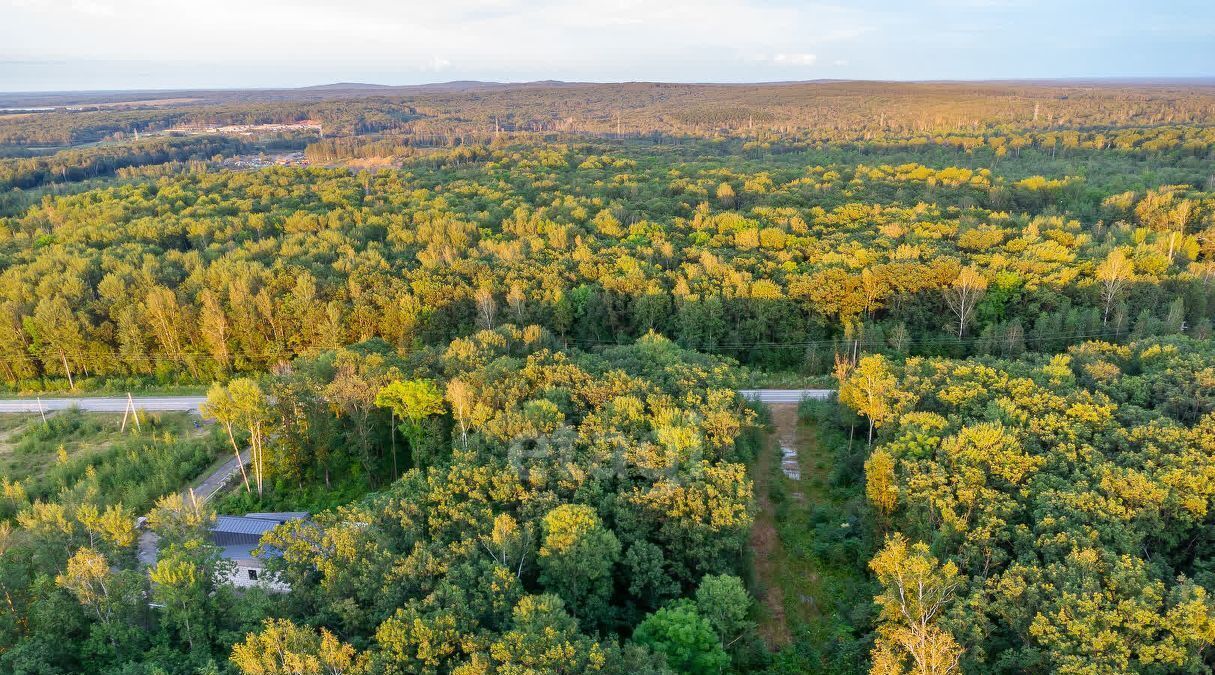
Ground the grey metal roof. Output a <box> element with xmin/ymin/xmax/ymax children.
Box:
<box><xmin>212</xmin><ymin>515</ymin><xmax>283</xmax><ymax>537</ymax></box>
<box><xmin>220</xmin><ymin>544</ymin><xmax>282</xmax><ymax>564</ymax></box>
<box><xmin>220</xmin><ymin>544</ymin><xmax>261</xmax><ymax>565</ymax></box>
<box><xmin>244</xmin><ymin>512</ymin><xmax>309</xmax><ymax>522</ymax></box>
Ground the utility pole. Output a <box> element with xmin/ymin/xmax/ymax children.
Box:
<box><xmin>121</xmin><ymin>392</ymin><xmax>141</xmax><ymax>433</ymax></box>
<box><xmin>60</xmin><ymin>351</ymin><xmax>74</xmax><ymax>390</ymax></box>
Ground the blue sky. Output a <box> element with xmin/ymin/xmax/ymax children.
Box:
<box><xmin>1</xmin><ymin>0</ymin><xmax>1213</xmax><ymax>91</ymax></box>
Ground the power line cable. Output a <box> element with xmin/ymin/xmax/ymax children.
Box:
<box><xmin>0</xmin><ymin>326</ymin><xmax>1152</xmax><ymax>368</ymax></box>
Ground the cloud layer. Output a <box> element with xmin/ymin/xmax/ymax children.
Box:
<box><xmin>0</xmin><ymin>0</ymin><xmax>1211</xmax><ymax>90</ymax></box>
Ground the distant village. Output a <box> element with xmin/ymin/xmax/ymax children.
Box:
<box><xmin>167</xmin><ymin>120</ymin><xmax>323</xmax><ymax>137</ymax></box>
<box><xmin>218</xmin><ymin>151</ymin><xmax>309</xmax><ymax>169</ymax></box>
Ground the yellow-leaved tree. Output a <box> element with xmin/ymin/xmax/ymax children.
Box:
<box><xmin>866</xmin><ymin>449</ymin><xmax>899</xmax><ymax>519</ymax></box>
<box><xmin>839</xmin><ymin>354</ymin><xmax>915</xmax><ymax>445</ymax></box>
<box><xmin>869</xmin><ymin>534</ymin><xmax>963</xmax><ymax>675</ymax></box>
<box><xmin>1095</xmin><ymin>248</ymin><xmax>1133</xmax><ymax>326</ymax></box>
<box><xmin>231</xmin><ymin>618</ymin><xmax>367</xmax><ymax>675</ymax></box>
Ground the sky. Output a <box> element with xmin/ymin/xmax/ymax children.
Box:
<box><xmin>1</xmin><ymin>0</ymin><xmax>1213</xmax><ymax>92</ymax></box>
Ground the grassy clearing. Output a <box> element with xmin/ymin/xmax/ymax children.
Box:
<box><xmin>0</xmin><ymin>409</ymin><xmax>196</xmax><ymax>480</ymax></box>
<box><xmin>0</xmin><ymin>414</ymin><xmax>36</xmax><ymax>435</ymax></box>
<box><xmin>761</xmin><ymin>399</ymin><xmax>878</xmax><ymax>674</ymax></box>
<box><xmin>0</xmin><ymin>409</ymin><xmax>223</xmax><ymax>513</ymax></box>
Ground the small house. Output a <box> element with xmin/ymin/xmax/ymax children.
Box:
<box><xmin>139</xmin><ymin>511</ymin><xmax>308</xmax><ymax>593</ymax></box>
<box><xmin>210</xmin><ymin>512</ymin><xmax>308</xmax><ymax>591</ymax></box>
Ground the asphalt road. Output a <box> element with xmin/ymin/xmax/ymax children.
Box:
<box><xmin>0</xmin><ymin>396</ymin><xmax>207</xmax><ymax>413</ymax></box>
<box><xmin>0</xmin><ymin>391</ymin><xmax>832</xmax><ymax>412</ymax></box>
<box><xmin>738</xmin><ymin>389</ymin><xmax>834</xmax><ymax>403</ymax></box>
<box><xmin>191</xmin><ymin>448</ymin><xmax>252</xmax><ymax>503</ymax></box>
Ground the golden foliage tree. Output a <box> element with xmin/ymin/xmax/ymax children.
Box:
<box><xmin>231</xmin><ymin>618</ymin><xmax>368</xmax><ymax>675</ymax></box>
<box><xmin>839</xmin><ymin>354</ymin><xmax>914</xmax><ymax>445</ymax></box>
<box><xmin>942</xmin><ymin>267</ymin><xmax>988</xmax><ymax>338</ymax></box>
<box><xmin>869</xmin><ymin>534</ymin><xmax>963</xmax><ymax>675</ymax></box>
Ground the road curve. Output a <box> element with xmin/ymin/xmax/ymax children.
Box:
<box><xmin>0</xmin><ymin>396</ymin><xmax>207</xmax><ymax>413</ymax></box>
<box><xmin>738</xmin><ymin>389</ymin><xmax>834</xmax><ymax>404</ymax></box>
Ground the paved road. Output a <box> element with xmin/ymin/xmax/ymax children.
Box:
<box><xmin>191</xmin><ymin>448</ymin><xmax>252</xmax><ymax>503</ymax></box>
<box><xmin>738</xmin><ymin>389</ymin><xmax>834</xmax><ymax>404</ymax></box>
<box><xmin>0</xmin><ymin>396</ymin><xmax>207</xmax><ymax>413</ymax></box>
<box><xmin>0</xmin><ymin>391</ymin><xmax>833</xmax><ymax>412</ymax></box>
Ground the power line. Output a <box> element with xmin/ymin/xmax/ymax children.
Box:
<box><xmin>560</xmin><ymin>327</ymin><xmax>1141</xmax><ymax>350</ymax></box>
<box><xmin>0</xmin><ymin>326</ymin><xmax>1174</xmax><ymax>373</ymax></box>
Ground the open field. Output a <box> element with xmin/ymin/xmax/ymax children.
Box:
<box><xmin>0</xmin><ymin>410</ymin><xmax>199</xmax><ymax>483</ymax></box>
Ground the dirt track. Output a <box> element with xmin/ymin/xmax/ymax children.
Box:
<box><xmin>750</xmin><ymin>403</ymin><xmax>799</xmax><ymax>647</ymax></box>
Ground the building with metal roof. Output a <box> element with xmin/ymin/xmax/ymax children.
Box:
<box><xmin>243</xmin><ymin>512</ymin><xmax>310</xmax><ymax>523</ymax></box>
<box><xmin>210</xmin><ymin>513</ymin><xmax>308</xmax><ymax>546</ymax></box>
<box><xmin>211</xmin><ymin>516</ymin><xmax>281</xmax><ymax>546</ymax></box>
<box><xmin>138</xmin><ymin>512</ymin><xmax>307</xmax><ymax>593</ymax></box>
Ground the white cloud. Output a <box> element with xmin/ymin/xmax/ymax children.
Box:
<box><xmin>772</xmin><ymin>53</ymin><xmax>817</xmax><ymax>66</ymax></box>
<box><xmin>0</xmin><ymin>0</ymin><xmax>871</xmax><ymax>70</ymax></box>
<box><xmin>10</xmin><ymin>0</ymin><xmax>1199</xmax><ymax>88</ymax></box>
<box><xmin>69</xmin><ymin>0</ymin><xmax>115</xmax><ymax>15</ymax></box>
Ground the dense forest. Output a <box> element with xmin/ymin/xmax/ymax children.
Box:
<box><xmin>4</xmin><ymin>80</ymin><xmax>1215</xmax><ymax>149</ymax></box>
<box><xmin>847</xmin><ymin>335</ymin><xmax>1215</xmax><ymax>673</ymax></box>
<box><xmin>0</xmin><ymin>81</ymin><xmax>1213</xmax><ymax>673</ymax></box>
<box><xmin>1</xmin><ymin>136</ymin><xmax>1213</xmax><ymax>388</ymax></box>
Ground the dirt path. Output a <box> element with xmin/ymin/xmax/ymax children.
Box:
<box><xmin>750</xmin><ymin>403</ymin><xmax>799</xmax><ymax>648</ymax></box>
<box><xmin>751</xmin><ymin>402</ymin><xmax>833</xmax><ymax>650</ymax></box>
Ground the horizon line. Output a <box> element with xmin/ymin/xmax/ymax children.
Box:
<box><xmin>4</xmin><ymin>75</ymin><xmax>1215</xmax><ymax>97</ymax></box>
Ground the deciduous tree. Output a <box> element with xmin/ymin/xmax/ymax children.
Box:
<box><xmin>869</xmin><ymin>534</ymin><xmax>963</xmax><ymax>675</ymax></box>
<box><xmin>376</xmin><ymin>378</ymin><xmax>445</xmax><ymax>473</ymax></box>
<box><xmin>943</xmin><ymin>267</ymin><xmax>987</xmax><ymax>339</ymax></box>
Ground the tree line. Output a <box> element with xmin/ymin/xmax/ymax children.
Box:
<box><xmin>0</xmin><ymin>136</ymin><xmax>247</xmax><ymax>191</ymax></box>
